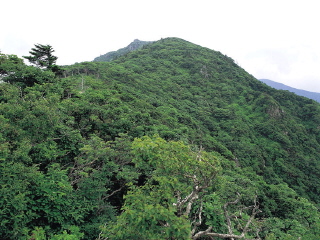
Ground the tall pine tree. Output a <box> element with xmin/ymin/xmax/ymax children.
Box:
<box><xmin>23</xmin><ymin>44</ymin><xmax>61</xmax><ymax>74</ymax></box>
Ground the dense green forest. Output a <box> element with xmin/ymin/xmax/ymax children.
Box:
<box><xmin>0</xmin><ymin>38</ymin><xmax>319</xmax><ymax>239</ymax></box>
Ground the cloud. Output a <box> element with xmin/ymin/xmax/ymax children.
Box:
<box><xmin>0</xmin><ymin>33</ymin><xmax>33</xmax><ymax>57</ymax></box>
<box><xmin>240</xmin><ymin>45</ymin><xmax>320</xmax><ymax>92</ymax></box>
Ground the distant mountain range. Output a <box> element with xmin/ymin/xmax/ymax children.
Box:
<box><xmin>259</xmin><ymin>78</ymin><xmax>320</xmax><ymax>103</ymax></box>
<box><xmin>93</xmin><ymin>39</ymin><xmax>154</xmax><ymax>62</ymax></box>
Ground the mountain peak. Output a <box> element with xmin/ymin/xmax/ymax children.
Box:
<box><xmin>93</xmin><ymin>39</ymin><xmax>154</xmax><ymax>62</ymax></box>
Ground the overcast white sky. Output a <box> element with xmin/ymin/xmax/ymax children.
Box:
<box><xmin>1</xmin><ymin>0</ymin><xmax>320</xmax><ymax>92</ymax></box>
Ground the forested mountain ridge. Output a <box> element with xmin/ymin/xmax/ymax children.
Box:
<box><xmin>93</xmin><ymin>39</ymin><xmax>154</xmax><ymax>62</ymax></box>
<box><xmin>1</xmin><ymin>38</ymin><xmax>320</xmax><ymax>239</ymax></box>
<box><xmin>260</xmin><ymin>78</ymin><xmax>320</xmax><ymax>103</ymax></box>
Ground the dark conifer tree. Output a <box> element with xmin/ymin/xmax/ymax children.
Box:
<box><xmin>23</xmin><ymin>44</ymin><xmax>62</xmax><ymax>75</ymax></box>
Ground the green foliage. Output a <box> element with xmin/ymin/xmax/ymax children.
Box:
<box><xmin>5</xmin><ymin>65</ymin><xmax>56</xmax><ymax>87</ymax></box>
<box><xmin>1</xmin><ymin>37</ymin><xmax>320</xmax><ymax>239</ymax></box>
<box><xmin>0</xmin><ymin>52</ymin><xmax>56</xmax><ymax>87</ymax></box>
<box><xmin>0</xmin><ymin>161</ymin><xmax>88</xmax><ymax>239</ymax></box>
<box><xmin>26</xmin><ymin>225</ymin><xmax>84</xmax><ymax>240</ymax></box>
<box><xmin>0</xmin><ymin>52</ymin><xmax>24</xmax><ymax>76</ymax></box>
<box><xmin>105</xmin><ymin>189</ymin><xmax>191</xmax><ymax>240</ymax></box>
<box><xmin>104</xmin><ymin>136</ymin><xmax>220</xmax><ymax>239</ymax></box>
<box><xmin>23</xmin><ymin>44</ymin><xmax>60</xmax><ymax>73</ymax></box>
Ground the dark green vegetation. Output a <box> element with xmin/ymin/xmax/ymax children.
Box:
<box><xmin>23</xmin><ymin>44</ymin><xmax>62</xmax><ymax>76</ymax></box>
<box><xmin>0</xmin><ymin>38</ymin><xmax>319</xmax><ymax>239</ymax></box>
<box><xmin>260</xmin><ymin>78</ymin><xmax>320</xmax><ymax>103</ymax></box>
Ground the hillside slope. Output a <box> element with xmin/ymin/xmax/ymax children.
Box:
<box><xmin>89</xmin><ymin>38</ymin><xmax>320</xmax><ymax>202</ymax></box>
<box><xmin>260</xmin><ymin>78</ymin><xmax>320</xmax><ymax>102</ymax></box>
<box><xmin>1</xmin><ymin>38</ymin><xmax>320</xmax><ymax>239</ymax></box>
<box><xmin>65</xmin><ymin>36</ymin><xmax>320</xmax><ymax>206</ymax></box>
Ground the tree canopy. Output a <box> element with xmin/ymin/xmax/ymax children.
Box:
<box><xmin>0</xmin><ymin>38</ymin><xmax>319</xmax><ymax>239</ymax></box>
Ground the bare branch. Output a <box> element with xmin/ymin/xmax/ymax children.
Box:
<box><xmin>242</xmin><ymin>196</ymin><xmax>262</xmax><ymax>235</ymax></box>
<box><xmin>191</xmin><ymin>201</ymin><xmax>203</xmax><ymax>236</ymax></box>
<box><xmin>175</xmin><ymin>175</ymin><xmax>204</xmax><ymax>217</ymax></box>
<box><xmin>223</xmin><ymin>192</ymin><xmax>241</xmax><ymax>237</ymax></box>
<box><xmin>192</xmin><ymin>226</ymin><xmax>213</xmax><ymax>239</ymax></box>
<box><xmin>102</xmin><ymin>185</ymin><xmax>126</xmax><ymax>201</ymax></box>
<box><xmin>192</xmin><ymin>194</ymin><xmax>261</xmax><ymax>240</ymax></box>
<box><xmin>193</xmin><ymin>227</ymin><xmax>245</xmax><ymax>239</ymax></box>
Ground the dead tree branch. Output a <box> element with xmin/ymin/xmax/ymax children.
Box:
<box><xmin>192</xmin><ymin>194</ymin><xmax>261</xmax><ymax>240</ymax></box>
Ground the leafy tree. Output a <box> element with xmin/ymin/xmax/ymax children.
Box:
<box><xmin>101</xmin><ymin>136</ymin><xmax>263</xmax><ymax>239</ymax></box>
<box><xmin>0</xmin><ymin>52</ymin><xmax>24</xmax><ymax>77</ymax></box>
<box><xmin>1</xmin><ymin>52</ymin><xmax>56</xmax><ymax>87</ymax></box>
<box><xmin>0</xmin><ymin>161</ymin><xmax>89</xmax><ymax>239</ymax></box>
<box><xmin>4</xmin><ymin>65</ymin><xmax>55</xmax><ymax>88</ymax></box>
